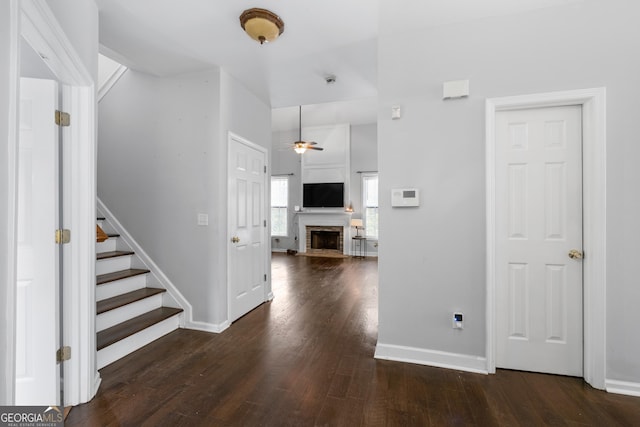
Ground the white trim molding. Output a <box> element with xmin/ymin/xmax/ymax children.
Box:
<box><xmin>485</xmin><ymin>88</ymin><xmax>607</xmax><ymax>390</ymax></box>
<box><xmin>18</xmin><ymin>0</ymin><xmax>97</xmax><ymax>405</ymax></box>
<box><xmin>375</xmin><ymin>343</ymin><xmax>488</xmax><ymax>375</ymax></box>
<box><xmin>3</xmin><ymin>0</ymin><xmax>20</xmax><ymax>405</ymax></box>
<box><xmin>188</xmin><ymin>320</ymin><xmax>231</xmax><ymax>334</ymax></box>
<box><xmin>20</xmin><ymin>0</ymin><xmax>92</xmax><ymax>86</ymax></box>
<box><xmin>606</xmin><ymin>379</ymin><xmax>640</xmax><ymax>398</ymax></box>
<box><xmin>97</xmin><ymin>64</ymin><xmax>127</xmax><ymax>102</ymax></box>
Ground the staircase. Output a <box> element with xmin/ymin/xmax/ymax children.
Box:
<box><xmin>96</xmin><ymin>217</ymin><xmax>183</xmax><ymax>369</ymax></box>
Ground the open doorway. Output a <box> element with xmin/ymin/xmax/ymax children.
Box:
<box><xmin>269</xmin><ymin>100</ymin><xmax>379</xmax><ymax>259</ymax></box>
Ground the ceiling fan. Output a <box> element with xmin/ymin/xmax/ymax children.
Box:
<box><xmin>292</xmin><ymin>106</ymin><xmax>323</xmax><ymax>154</ymax></box>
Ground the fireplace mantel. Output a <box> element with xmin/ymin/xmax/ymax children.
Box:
<box><xmin>297</xmin><ymin>212</ymin><xmax>352</xmax><ymax>254</ymax></box>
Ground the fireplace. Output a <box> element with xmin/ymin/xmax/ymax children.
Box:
<box><xmin>305</xmin><ymin>226</ymin><xmax>344</xmax><ymax>254</ymax></box>
<box><xmin>297</xmin><ymin>212</ymin><xmax>351</xmax><ymax>256</ymax></box>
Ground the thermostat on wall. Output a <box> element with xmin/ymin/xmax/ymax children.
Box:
<box><xmin>391</xmin><ymin>188</ymin><xmax>419</xmax><ymax>207</ymax></box>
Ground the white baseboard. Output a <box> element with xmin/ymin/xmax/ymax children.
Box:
<box><xmin>186</xmin><ymin>320</ymin><xmax>231</xmax><ymax>334</ymax></box>
<box><xmin>271</xmin><ymin>248</ymin><xmax>288</xmax><ymax>253</ymax></box>
<box><xmin>92</xmin><ymin>373</ymin><xmax>102</xmax><ymax>397</ymax></box>
<box><xmin>606</xmin><ymin>379</ymin><xmax>640</xmax><ymax>397</ymax></box>
<box><xmin>374</xmin><ymin>343</ymin><xmax>488</xmax><ymax>375</ymax></box>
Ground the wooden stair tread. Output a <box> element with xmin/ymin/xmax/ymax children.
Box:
<box><xmin>97</xmin><ymin>288</ymin><xmax>166</xmax><ymax>314</ymax></box>
<box><xmin>97</xmin><ymin>268</ymin><xmax>149</xmax><ymax>285</ymax></box>
<box><xmin>96</xmin><ymin>250</ymin><xmax>134</xmax><ymax>260</ymax></box>
<box><xmin>97</xmin><ymin>307</ymin><xmax>183</xmax><ymax>350</ymax></box>
<box><xmin>106</xmin><ymin>233</ymin><xmax>120</xmax><ymax>238</ymax></box>
<box><xmin>97</xmin><ymin>217</ymin><xmax>105</xmax><ymax>221</ymax></box>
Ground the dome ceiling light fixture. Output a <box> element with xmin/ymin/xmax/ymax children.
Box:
<box><xmin>239</xmin><ymin>8</ymin><xmax>285</xmax><ymax>45</ymax></box>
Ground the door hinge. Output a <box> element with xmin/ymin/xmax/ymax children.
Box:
<box><xmin>55</xmin><ymin>110</ymin><xmax>70</xmax><ymax>127</ymax></box>
<box><xmin>55</xmin><ymin>229</ymin><xmax>71</xmax><ymax>244</ymax></box>
<box><xmin>264</xmin><ymin>274</ymin><xmax>267</xmax><ymax>282</ymax></box>
<box><xmin>56</xmin><ymin>346</ymin><xmax>71</xmax><ymax>363</ymax></box>
<box><xmin>264</xmin><ymin>220</ymin><xmax>267</xmax><ymax>227</ymax></box>
<box><xmin>264</xmin><ymin>165</ymin><xmax>267</xmax><ymax>173</ymax></box>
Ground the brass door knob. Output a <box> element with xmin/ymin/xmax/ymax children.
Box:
<box><xmin>568</xmin><ymin>249</ymin><xmax>583</xmax><ymax>260</ymax></box>
<box><xmin>231</xmin><ymin>236</ymin><xmax>240</xmax><ymax>243</ymax></box>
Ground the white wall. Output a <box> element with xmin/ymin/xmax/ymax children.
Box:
<box><xmin>377</xmin><ymin>0</ymin><xmax>640</xmax><ymax>384</ymax></box>
<box><xmin>212</xmin><ymin>69</ymin><xmax>272</xmax><ymax>323</ymax></box>
<box><xmin>99</xmin><ymin>68</ymin><xmax>220</xmax><ymax>323</ymax></box>
<box><xmin>98</xmin><ymin>67</ymin><xmax>272</xmax><ymax>326</ymax></box>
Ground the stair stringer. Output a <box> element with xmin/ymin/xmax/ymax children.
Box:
<box><xmin>97</xmin><ymin>198</ymin><xmax>228</xmax><ymax>333</ymax></box>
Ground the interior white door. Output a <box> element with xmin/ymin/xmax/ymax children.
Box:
<box><xmin>495</xmin><ymin>105</ymin><xmax>583</xmax><ymax>376</ymax></box>
<box><xmin>16</xmin><ymin>77</ymin><xmax>60</xmax><ymax>404</ymax></box>
<box><xmin>228</xmin><ymin>135</ymin><xmax>267</xmax><ymax>322</ymax></box>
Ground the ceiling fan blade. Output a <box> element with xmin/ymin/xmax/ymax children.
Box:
<box><xmin>307</xmin><ymin>141</ymin><xmax>318</xmax><ymax>145</ymax></box>
<box><xmin>308</xmin><ymin>146</ymin><xmax>324</xmax><ymax>151</ymax></box>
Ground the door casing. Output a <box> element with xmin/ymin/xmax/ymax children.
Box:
<box><xmin>226</xmin><ymin>131</ymin><xmax>272</xmax><ymax>324</ymax></box>
<box><xmin>486</xmin><ymin>88</ymin><xmax>607</xmax><ymax>390</ymax></box>
<box><xmin>6</xmin><ymin>0</ymin><xmax>98</xmax><ymax>405</ymax></box>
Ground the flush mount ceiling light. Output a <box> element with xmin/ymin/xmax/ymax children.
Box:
<box><xmin>239</xmin><ymin>8</ymin><xmax>284</xmax><ymax>45</ymax></box>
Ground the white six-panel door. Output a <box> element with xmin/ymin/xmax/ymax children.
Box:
<box><xmin>228</xmin><ymin>134</ymin><xmax>267</xmax><ymax>322</ymax></box>
<box><xmin>16</xmin><ymin>78</ymin><xmax>60</xmax><ymax>404</ymax></box>
<box><xmin>495</xmin><ymin>105</ymin><xmax>583</xmax><ymax>376</ymax></box>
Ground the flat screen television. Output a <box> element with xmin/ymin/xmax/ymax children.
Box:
<box><xmin>303</xmin><ymin>182</ymin><xmax>344</xmax><ymax>208</ymax></box>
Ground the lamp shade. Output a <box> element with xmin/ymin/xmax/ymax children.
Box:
<box><xmin>351</xmin><ymin>219</ymin><xmax>363</xmax><ymax>227</ymax></box>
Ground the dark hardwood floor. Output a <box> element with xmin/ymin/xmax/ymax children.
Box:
<box><xmin>67</xmin><ymin>253</ymin><xmax>640</xmax><ymax>426</ymax></box>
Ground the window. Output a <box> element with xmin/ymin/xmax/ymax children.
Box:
<box><xmin>362</xmin><ymin>174</ymin><xmax>378</xmax><ymax>239</ymax></box>
<box><xmin>271</xmin><ymin>177</ymin><xmax>288</xmax><ymax>236</ymax></box>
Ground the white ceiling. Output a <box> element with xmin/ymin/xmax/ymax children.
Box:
<box><xmin>95</xmin><ymin>0</ymin><xmax>582</xmax><ymax>127</ymax></box>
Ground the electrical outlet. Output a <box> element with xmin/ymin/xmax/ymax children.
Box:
<box><xmin>453</xmin><ymin>312</ymin><xmax>463</xmax><ymax>329</ymax></box>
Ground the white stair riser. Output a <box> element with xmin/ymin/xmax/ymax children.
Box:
<box><xmin>97</xmin><ymin>219</ymin><xmax>104</xmax><ymax>228</ymax></box>
<box><xmin>96</xmin><ymin>255</ymin><xmax>133</xmax><ymax>276</ymax></box>
<box><xmin>96</xmin><ymin>275</ymin><xmax>147</xmax><ymax>301</ymax></box>
<box><xmin>97</xmin><ymin>238</ymin><xmax>117</xmax><ymax>253</ymax></box>
<box><xmin>96</xmin><ymin>294</ymin><xmax>164</xmax><ymax>332</ymax></box>
<box><xmin>97</xmin><ymin>314</ymin><xmax>181</xmax><ymax>369</ymax></box>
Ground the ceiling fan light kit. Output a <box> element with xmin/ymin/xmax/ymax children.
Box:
<box><xmin>239</xmin><ymin>8</ymin><xmax>285</xmax><ymax>45</ymax></box>
<box><xmin>294</xmin><ymin>142</ymin><xmax>307</xmax><ymax>154</ymax></box>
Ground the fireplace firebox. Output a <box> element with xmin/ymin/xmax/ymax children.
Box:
<box><xmin>305</xmin><ymin>225</ymin><xmax>344</xmax><ymax>254</ymax></box>
<box><xmin>311</xmin><ymin>230</ymin><xmax>340</xmax><ymax>250</ymax></box>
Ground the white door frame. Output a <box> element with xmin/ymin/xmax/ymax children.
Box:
<box><xmin>7</xmin><ymin>0</ymin><xmax>98</xmax><ymax>405</ymax></box>
<box><xmin>226</xmin><ymin>132</ymin><xmax>272</xmax><ymax>324</ymax></box>
<box><xmin>486</xmin><ymin>88</ymin><xmax>607</xmax><ymax>390</ymax></box>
